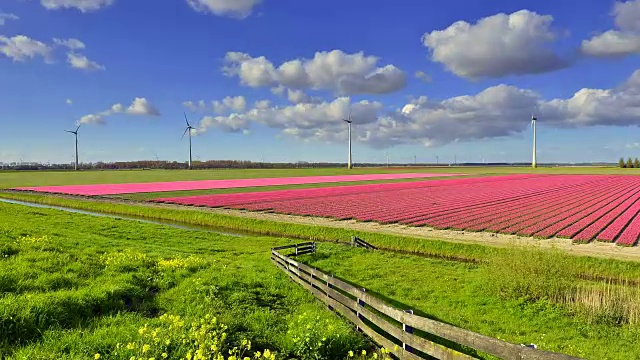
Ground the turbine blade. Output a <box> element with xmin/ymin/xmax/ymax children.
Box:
<box><xmin>181</xmin><ymin>128</ymin><xmax>189</xmax><ymax>140</ymax></box>
<box><xmin>184</xmin><ymin>112</ymin><xmax>191</xmax><ymax>127</ymax></box>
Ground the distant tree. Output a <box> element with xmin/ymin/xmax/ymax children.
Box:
<box><xmin>635</xmin><ymin>158</ymin><xmax>640</xmax><ymax>169</ymax></box>
<box><xmin>628</xmin><ymin>157</ymin><xmax>634</xmax><ymax>168</ymax></box>
<box><xmin>620</xmin><ymin>158</ymin><xmax>627</xmax><ymax>168</ymax></box>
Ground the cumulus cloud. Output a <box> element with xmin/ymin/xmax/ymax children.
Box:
<box><xmin>0</xmin><ymin>12</ymin><xmax>19</xmax><ymax>26</ymax></box>
<box><xmin>194</xmin><ymin>97</ymin><xmax>384</xmax><ymax>140</ymax></box>
<box><xmin>67</xmin><ymin>52</ymin><xmax>105</xmax><ymax>71</ymax></box>
<box><xmin>422</xmin><ymin>10</ymin><xmax>568</xmax><ymax>79</ymax></box>
<box><xmin>183</xmin><ymin>100</ymin><xmax>208</xmax><ymax>112</ymax></box>
<box><xmin>0</xmin><ymin>35</ymin><xmax>105</xmax><ymax>71</ymax></box>
<box><xmin>581</xmin><ymin>0</ymin><xmax>640</xmax><ymax>57</ymax></box>
<box><xmin>53</xmin><ymin>38</ymin><xmax>85</xmax><ymax>50</ymax></box>
<box><xmin>40</xmin><ymin>0</ymin><xmax>115</xmax><ymax>12</ymax></box>
<box><xmin>222</xmin><ymin>49</ymin><xmax>407</xmax><ymax>95</ymax></box>
<box><xmin>126</xmin><ymin>97</ymin><xmax>160</xmax><ymax>116</ymax></box>
<box><xmin>190</xmin><ymin>69</ymin><xmax>640</xmax><ymax>149</ymax></box>
<box><xmin>183</xmin><ymin>96</ymin><xmax>247</xmax><ymax>114</ymax></box>
<box><xmin>186</xmin><ymin>0</ymin><xmax>261</xmax><ymax>18</ymax></box>
<box><xmin>0</xmin><ymin>35</ymin><xmax>53</xmax><ymax>62</ymax></box>
<box><xmin>66</xmin><ymin>99</ymin><xmax>73</xmax><ymax>105</ymax></box>
<box><xmin>414</xmin><ymin>71</ymin><xmax>431</xmax><ymax>83</ymax></box>
<box><xmin>213</xmin><ymin>96</ymin><xmax>247</xmax><ymax>113</ymax></box>
<box><xmin>78</xmin><ymin>97</ymin><xmax>160</xmax><ymax>125</ymax></box>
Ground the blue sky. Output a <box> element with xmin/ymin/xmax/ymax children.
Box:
<box><xmin>1</xmin><ymin>0</ymin><xmax>640</xmax><ymax>164</ymax></box>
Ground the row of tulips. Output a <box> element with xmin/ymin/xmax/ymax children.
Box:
<box><xmin>157</xmin><ymin>174</ymin><xmax>640</xmax><ymax>246</ymax></box>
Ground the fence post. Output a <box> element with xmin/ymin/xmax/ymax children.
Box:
<box><xmin>403</xmin><ymin>310</ymin><xmax>414</xmax><ymax>354</ymax></box>
<box><xmin>357</xmin><ymin>288</ymin><xmax>366</xmax><ymax>332</ymax></box>
<box><xmin>351</xmin><ymin>236</ymin><xmax>355</xmax><ymax>247</ymax></box>
<box><xmin>295</xmin><ymin>243</ymin><xmax>299</xmax><ymax>256</ymax></box>
<box><xmin>327</xmin><ymin>274</ymin><xmax>334</xmax><ymax>310</ymax></box>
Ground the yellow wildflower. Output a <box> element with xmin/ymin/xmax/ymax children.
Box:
<box><xmin>362</xmin><ymin>350</ymin><xmax>367</xmax><ymax>356</ymax></box>
<box><xmin>348</xmin><ymin>350</ymin><xmax>354</xmax><ymax>357</ymax></box>
<box><xmin>94</xmin><ymin>354</ymin><xmax>101</xmax><ymax>360</ymax></box>
<box><xmin>142</xmin><ymin>344</ymin><xmax>151</xmax><ymax>353</ymax></box>
<box><xmin>162</xmin><ymin>353</ymin><xmax>168</xmax><ymax>359</ymax></box>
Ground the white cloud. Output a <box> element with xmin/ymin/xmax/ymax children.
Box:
<box><xmin>0</xmin><ymin>12</ymin><xmax>19</xmax><ymax>26</ymax></box>
<box><xmin>191</xmin><ymin>69</ymin><xmax>640</xmax><ymax>149</ymax></box>
<box><xmin>195</xmin><ymin>97</ymin><xmax>384</xmax><ymax>139</ymax></box>
<box><xmin>222</xmin><ymin>49</ymin><xmax>407</xmax><ymax>95</ymax></box>
<box><xmin>53</xmin><ymin>38</ymin><xmax>85</xmax><ymax>50</ymax></box>
<box><xmin>78</xmin><ymin>113</ymin><xmax>105</xmax><ymax>125</ymax></box>
<box><xmin>582</xmin><ymin>31</ymin><xmax>640</xmax><ymax>57</ymax></box>
<box><xmin>0</xmin><ymin>35</ymin><xmax>53</xmax><ymax>62</ymax></box>
<box><xmin>183</xmin><ymin>100</ymin><xmax>208</xmax><ymax>112</ymax></box>
<box><xmin>213</xmin><ymin>95</ymin><xmax>247</xmax><ymax>113</ymax></box>
<box><xmin>78</xmin><ymin>97</ymin><xmax>160</xmax><ymax>125</ymax></box>
<box><xmin>581</xmin><ymin>0</ymin><xmax>640</xmax><ymax>57</ymax></box>
<box><xmin>422</xmin><ymin>10</ymin><xmax>568</xmax><ymax>79</ymax></box>
<box><xmin>414</xmin><ymin>71</ymin><xmax>431</xmax><ymax>83</ymax></box>
<box><xmin>287</xmin><ymin>89</ymin><xmax>321</xmax><ymax>104</ymax></box>
<box><xmin>40</xmin><ymin>0</ymin><xmax>114</xmax><ymax>12</ymax></box>
<box><xmin>1</xmin><ymin>35</ymin><xmax>104</xmax><ymax>71</ymax></box>
<box><xmin>67</xmin><ymin>52</ymin><xmax>105</xmax><ymax>71</ymax></box>
<box><xmin>254</xmin><ymin>100</ymin><xmax>271</xmax><ymax>109</ymax></box>
<box><xmin>125</xmin><ymin>97</ymin><xmax>160</xmax><ymax>116</ymax></box>
<box><xmin>184</xmin><ymin>96</ymin><xmax>247</xmax><ymax>114</ymax></box>
<box><xmin>66</xmin><ymin>99</ymin><xmax>73</xmax><ymax>105</ymax></box>
<box><xmin>615</xmin><ymin>0</ymin><xmax>640</xmax><ymax>32</ymax></box>
<box><xmin>186</xmin><ymin>0</ymin><xmax>261</xmax><ymax>18</ymax></box>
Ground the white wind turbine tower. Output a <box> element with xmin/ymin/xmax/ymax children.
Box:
<box><xmin>64</xmin><ymin>124</ymin><xmax>81</xmax><ymax>171</ymax></box>
<box><xmin>343</xmin><ymin>110</ymin><xmax>353</xmax><ymax>169</ymax></box>
<box><xmin>182</xmin><ymin>113</ymin><xmax>195</xmax><ymax>170</ymax></box>
<box><xmin>531</xmin><ymin>114</ymin><xmax>537</xmax><ymax>168</ymax></box>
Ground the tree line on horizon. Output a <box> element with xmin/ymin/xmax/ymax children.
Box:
<box><xmin>619</xmin><ymin>157</ymin><xmax>640</xmax><ymax>168</ymax></box>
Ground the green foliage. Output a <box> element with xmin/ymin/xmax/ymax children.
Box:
<box><xmin>628</xmin><ymin>157</ymin><xmax>634</xmax><ymax>168</ymax></box>
<box><xmin>0</xmin><ymin>203</ymin><xmax>366</xmax><ymax>358</ymax></box>
<box><xmin>487</xmin><ymin>246</ymin><xmax>577</xmax><ymax>302</ymax></box>
<box><xmin>634</xmin><ymin>158</ymin><xmax>639</xmax><ymax>169</ymax></box>
<box><xmin>620</xmin><ymin>158</ymin><xmax>626</xmax><ymax>168</ymax></box>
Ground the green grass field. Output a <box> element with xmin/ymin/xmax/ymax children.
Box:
<box><xmin>3</xmin><ymin>197</ymin><xmax>640</xmax><ymax>359</ymax></box>
<box><xmin>4</xmin><ymin>166</ymin><xmax>640</xmax><ymax>359</ymax></box>
<box><xmin>0</xmin><ymin>202</ymin><xmax>372</xmax><ymax>359</ymax></box>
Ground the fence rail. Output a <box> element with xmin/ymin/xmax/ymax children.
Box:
<box><xmin>271</xmin><ymin>243</ymin><xmax>581</xmax><ymax>360</ymax></box>
<box><xmin>352</xmin><ymin>236</ymin><xmax>378</xmax><ymax>250</ymax></box>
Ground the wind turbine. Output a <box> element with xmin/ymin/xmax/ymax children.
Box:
<box><xmin>182</xmin><ymin>113</ymin><xmax>195</xmax><ymax>170</ymax></box>
<box><xmin>531</xmin><ymin>114</ymin><xmax>537</xmax><ymax>169</ymax></box>
<box><xmin>343</xmin><ymin>111</ymin><xmax>353</xmax><ymax>169</ymax></box>
<box><xmin>64</xmin><ymin>124</ymin><xmax>81</xmax><ymax>171</ymax></box>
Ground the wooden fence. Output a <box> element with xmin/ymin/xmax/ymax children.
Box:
<box><xmin>352</xmin><ymin>236</ymin><xmax>378</xmax><ymax>250</ymax></box>
<box><xmin>271</xmin><ymin>243</ymin><xmax>582</xmax><ymax>360</ymax></box>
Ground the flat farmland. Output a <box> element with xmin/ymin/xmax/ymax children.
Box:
<box><xmin>155</xmin><ymin>174</ymin><xmax>640</xmax><ymax>246</ymax></box>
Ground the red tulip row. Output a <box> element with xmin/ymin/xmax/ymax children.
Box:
<box><xmin>157</xmin><ymin>174</ymin><xmax>640</xmax><ymax>246</ymax></box>
<box><xmin>424</xmin><ymin>176</ymin><xmax>622</xmax><ymax>231</ymax></box>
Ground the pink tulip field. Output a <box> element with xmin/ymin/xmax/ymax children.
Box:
<box><xmin>12</xmin><ymin>173</ymin><xmax>461</xmax><ymax>196</ymax></box>
<box><xmin>155</xmin><ymin>174</ymin><xmax>640</xmax><ymax>246</ymax></box>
